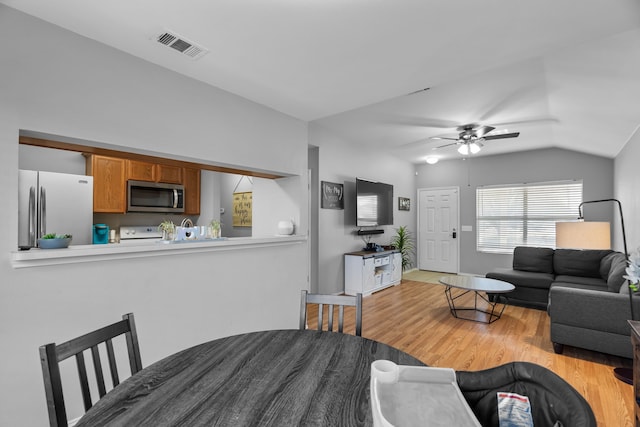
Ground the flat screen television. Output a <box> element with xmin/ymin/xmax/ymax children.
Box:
<box><xmin>356</xmin><ymin>178</ymin><xmax>394</xmax><ymax>227</ymax></box>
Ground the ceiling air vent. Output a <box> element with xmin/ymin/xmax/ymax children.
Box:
<box><xmin>156</xmin><ymin>30</ymin><xmax>208</xmax><ymax>60</ymax></box>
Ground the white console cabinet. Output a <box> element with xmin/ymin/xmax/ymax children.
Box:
<box><xmin>344</xmin><ymin>250</ymin><xmax>402</xmax><ymax>296</ymax></box>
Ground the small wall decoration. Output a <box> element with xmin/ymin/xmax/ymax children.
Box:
<box><xmin>233</xmin><ymin>191</ymin><xmax>253</xmax><ymax>227</ymax></box>
<box><xmin>398</xmin><ymin>197</ymin><xmax>411</xmax><ymax>211</ymax></box>
<box><xmin>321</xmin><ymin>181</ymin><xmax>344</xmax><ymax>209</ymax></box>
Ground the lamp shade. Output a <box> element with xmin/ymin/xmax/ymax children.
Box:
<box><xmin>457</xmin><ymin>144</ymin><xmax>469</xmax><ymax>155</ymax></box>
<box><xmin>469</xmin><ymin>142</ymin><xmax>481</xmax><ymax>154</ymax></box>
<box><xmin>555</xmin><ymin>222</ymin><xmax>611</xmax><ymax>249</ymax></box>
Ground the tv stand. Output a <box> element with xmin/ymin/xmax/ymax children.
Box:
<box><xmin>344</xmin><ymin>249</ymin><xmax>401</xmax><ymax>297</ymax></box>
<box><xmin>357</xmin><ymin>229</ymin><xmax>384</xmax><ymax>235</ymax></box>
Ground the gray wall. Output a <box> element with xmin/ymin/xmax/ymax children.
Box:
<box><xmin>309</xmin><ymin>123</ymin><xmax>417</xmax><ymax>295</ymax></box>
<box><xmin>309</xmin><ymin>146</ymin><xmax>320</xmax><ymax>293</ymax></box>
<box><xmin>220</xmin><ymin>173</ymin><xmax>253</xmax><ymax>237</ymax></box>
<box><xmin>415</xmin><ymin>148</ymin><xmax>614</xmax><ymax>275</ymax></box>
<box><xmin>19</xmin><ymin>144</ymin><xmax>86</xmax><ymax>175</ymax></box>
<box><xmin>0</xmin><ymin>6</ymin><xmax>307</xmax><ymax>425</ymax></box>
<box><xmin>615</xmin><ymin>127</ymin><xmax>640</xmax><ymax>253</ymax></box>
<box><xmin>199</xmin><ymin>170</ymin><xmax>222</xmax><ymax>228</ymax></box>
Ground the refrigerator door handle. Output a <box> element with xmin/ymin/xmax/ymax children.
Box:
<box><xmin>29</xmin><ymin>186</ymin><xmax>36</xmax><ymax>247</ymax></box>
<box><xmin>40</xmin><ymin>186</ymin><xmax>46</xmax><ymax>238</ymax></box>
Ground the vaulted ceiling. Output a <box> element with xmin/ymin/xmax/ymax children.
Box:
<box><xmin>3</xmin><ymin>0</ymin><xmax>640</xmax><ymax>163</ymax></box>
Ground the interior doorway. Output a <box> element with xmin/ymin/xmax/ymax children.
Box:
<box><xmin>417</xmin><ymin>187</ymin><xmax>460</xmax><ymax>273</ymax></box>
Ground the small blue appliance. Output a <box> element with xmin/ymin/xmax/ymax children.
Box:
<box><xmin>93</xmin><ymin>224</ymin><xmax>110</xmax><ymax>244</ymax></box>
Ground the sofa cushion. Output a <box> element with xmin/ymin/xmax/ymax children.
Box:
<box><xmin>553</xmin><ymin>249</ymin><xmax>612</xmax><ymax>278</ymax></box>
<box><xmin>549</xmin><ymin>285</ymin><xmax>634</xmax><ymax>336</ymax></box>
<box><xmin>551</xmin><ymin>281</ymin><xmax>609</xmax><ymax>293</ymax></box>
<box><xmin>600</xmin><ymin>252</ymin><xmax>625</xmax><ymax>278</ymax></box>
<box><xmin>512</xmin><ymin>246</ymin><xmax>554</xmax><ymax>274</ymax></box>
<box><xmin>608</xmin><ymin>258</ymin><xmax>628</xmax><ymax>292</ymax></box>
<box><xmin>554</xmin><ymin>275</ymin><xmax>607</xmax><ymax>289</ymax></box>
<box><xmin>486</xmin><ymin>268</ymin><xmax>554</xmax><ymax>290</ymax></box>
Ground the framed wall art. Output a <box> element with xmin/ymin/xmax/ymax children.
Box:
<box><xmin>321</xmin><ymin>181</ymin><xmax>344</xmax><ymax>209</ymax></box>
<box><xmin>233</xmin><ymin>191</ymin><xmax>253</xmax><ymax>227</ymax></box>
<box><xmin>398</xmin><ymin>197</ymin><xmax>410</xmax><ymax>211</ymax></box>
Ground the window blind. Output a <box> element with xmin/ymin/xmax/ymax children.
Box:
<box><xmin>476</xmin><ymin>180</ymin><xmax>583</xmax><ymax>254</ymax></box>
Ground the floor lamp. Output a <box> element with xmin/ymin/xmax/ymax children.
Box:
<box><xmin>556</xmin><ymin>198</ymin><xmax>632</xmax><ymax>384</ymax></box>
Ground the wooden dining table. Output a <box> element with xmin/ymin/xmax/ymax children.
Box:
<box><xmin>75</xmin><ymin>329</ymin><xmax>425</xmax><ymax>426</ymax></box>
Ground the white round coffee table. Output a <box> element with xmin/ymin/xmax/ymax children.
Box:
<box><xmin>438</xmin><ymin>276</ymin><xmax>515</xmax><ymax>324</ymax></box>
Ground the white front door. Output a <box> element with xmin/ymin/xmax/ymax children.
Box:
<box><xmin>418</xmin><ymin>187</ymin><xmax>459</xmax><ymax>273</ymax></box>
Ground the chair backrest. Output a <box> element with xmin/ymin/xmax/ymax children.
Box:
<box><xmin>300</xmin><ymin>290</ymin><xmax>363</xmax><ymax>336</ymax></box>
<box><xmin>39</xmin><ymin>313</ymin><xmax>143</xmax><ymax>427</ymax></box>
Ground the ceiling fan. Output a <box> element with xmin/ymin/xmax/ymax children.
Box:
<box><xmin>430</xmin><ymin>123</ymin><xmax>520</xmax><ymax>155</ymax></box>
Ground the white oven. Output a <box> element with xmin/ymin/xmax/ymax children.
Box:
<box><xmin>119</xmin><ymin>226</ymin><xmax>162</xmax><ymax>245</ymax></box>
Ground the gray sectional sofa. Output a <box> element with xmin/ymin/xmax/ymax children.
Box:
<box><xmin>486</xmin><ymin>246</ymin><xmax>639</xmax><ymax>358</ymax></box>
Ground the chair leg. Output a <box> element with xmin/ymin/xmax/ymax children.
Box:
<box><xmin>299</xmin><ymin>290</ymin><xmax>308</xmax><ymax>330</ymax></box>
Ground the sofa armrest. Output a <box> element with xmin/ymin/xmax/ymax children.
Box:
<box><xmin>548</xmin><ymin>286</ymin><xmax>638</xmax><ymax>336</ymax></box>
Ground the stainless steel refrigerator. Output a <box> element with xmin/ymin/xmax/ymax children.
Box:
<box><xmin>18</xmin><ymin>170</ymin><xmax>94</xmax><ymax>248</ymax></box>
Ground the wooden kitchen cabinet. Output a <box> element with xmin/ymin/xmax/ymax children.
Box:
<box><xmin>183</xmin><ymin>167</ymin><xmax>201</xmax><ymax>215</ymax></box>
<box><xmin>85</xmin><ymin>155</ymin><xmax>126</xmax><ymax>213</ymax></box>
<box><xmin>86</xmin><ymin>154</ymin><xmax>201</xmax><ymax>214</ymax></box>
<box><xmin>127</xmin><ymin>160</ymin><xmax>184</xmax><ymax>185</ymax></box>
<box><xmin>157</xmin><ymin>164</ymin><xmax>182</xmax><ymax>184</ymax></box>
<box><xmin>127</xmin><ymin>160</ymin><xmax>156</xmax><ymax>182</ymax></box>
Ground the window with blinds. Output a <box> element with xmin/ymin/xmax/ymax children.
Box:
<box><xmin>476</xmin><ymin>180</ymin><xmax>583</xmax><ymax>253</ymax></box>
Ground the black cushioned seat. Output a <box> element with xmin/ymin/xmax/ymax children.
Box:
<box><xmin>456</xmin><ymin>362</ymin><xmax>596</xmax><ymax>427</ymax></box>
<box><xmin>487</xmin><ymin>268</ymin><xmax>555</xmax><ymax>289</ymax></box>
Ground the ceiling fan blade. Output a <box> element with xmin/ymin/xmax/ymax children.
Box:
<box><xmin>483</xmin><ymin>132</ymin><xmax>520</xmax><ymax>140</ymax></box>
<box><xmin>456</xmin><ymin>123</ymin><xmax>480</xmax><ymax>132</ymax></box>
<box><xmin>436</xmin><ymin>142</ymin><xmax>459</xmax><ymax>149</ymax></box>
<box><xmin>474</xmin><ymin>126</ymin><xmax>495</xmax><ymax>138</ymax></box>
<box><xmin>429</xmin><ymin>136</ymin><xmax>459</xmax><ymax>141</ymax></box>
<box><xmin>490</xmin><ymin>117</ymin><xmax>558</xmax><ymax>127</ymax></box>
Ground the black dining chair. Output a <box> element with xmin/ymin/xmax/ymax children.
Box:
<box><xmin>300</xmin><ymin>290</ymin><xmax>363</xmax><ymax>336</ymax></box>
<box><xmin>39</xmin><ymin>313</ymin><xmax>143</xmax><ymax>427</ymax></box>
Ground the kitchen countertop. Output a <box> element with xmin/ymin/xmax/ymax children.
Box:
<box><xmin>11</xmin><ymin>235</ymin><xmax>306</xmax><ymax>268</ymax></box>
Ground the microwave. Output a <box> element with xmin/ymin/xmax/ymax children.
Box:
<box><xmin>127</xmin><ymin>180</ymin><xmax>184</xmax><ymax>213</ymax></box>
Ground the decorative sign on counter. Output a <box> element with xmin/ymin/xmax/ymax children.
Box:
<box><xmin>321</xmin><ymin>181</ymin><xmax>344</xmax><ymax>210</ymax></box>
<box><xmin>233</xmin><ymin>192</ymin><xmax>253</xmax><ymax>227</ymax></box>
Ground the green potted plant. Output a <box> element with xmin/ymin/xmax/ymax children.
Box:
<box><xmin>391</xmin><ymin>225</ymin><xmax>415</xmax><ymax>272</ymax></box>
<box><xmin>38</xmin><ymin>233</ymin><xmax>72</xmax><ymax>249</ymax></box>
<box><xmin>158</xmin><ymin>220</ymin><xmax>176</xmax><ymax>241</ymax></box>
<box><xmin>210</xmin><ymin>219</ymin><xmax>222</xmax><ymax>238</ymax></box>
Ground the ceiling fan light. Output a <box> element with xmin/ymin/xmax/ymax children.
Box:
<box><xmin>469</xmin><ymin>142</ymin><xmax>481</xmax><ymax>154</ymax></box>
<box><xmin>425</xmin><ymin>156</ymin><xmax>439</xmax><ymax>164</ymax></box>
<box><xmin>458</xmin><ymin>144</ymin><xmax>469</xmax><ymax>155</ymax></box>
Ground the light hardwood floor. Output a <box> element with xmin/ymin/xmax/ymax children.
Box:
<box><xmin>307</xmin><ymin>276</ymin><xmax>635</xmax><ymax>426</ymax></box>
